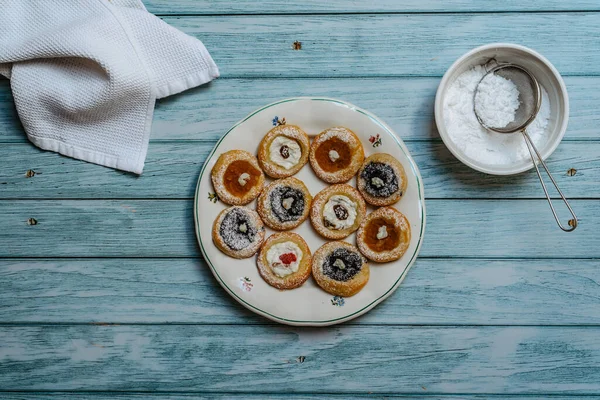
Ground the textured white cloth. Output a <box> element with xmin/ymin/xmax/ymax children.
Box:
<box><xmin>0</xmin><ymin>0</ymin><xmax>219</xmax><ymax>174</ymax></box>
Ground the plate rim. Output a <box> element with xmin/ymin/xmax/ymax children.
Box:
<box><xmin>194</xmin><ymin>97</ymin><xmax>427</xmax><ymax>326</ymax></box>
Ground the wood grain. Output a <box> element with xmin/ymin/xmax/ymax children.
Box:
<box><xmin>2</xmin><ymin>76</ymin><xmax>599</xmax><ymax>142</ymax></box>
<box><xmin>0</xmin><ymin>199</ymin><xmax>596</xmax><ymax>258</ymax></box>
<box><xmin>1</xmin><ymin>325</ymin><xmax>599</xmax><ymax>393</ymax></box>
<box><xmin>1</xmin><ymin>395</ymin><xmax>596</xmax><ymax>400</ymax></box>
<box><xmin>160</xmin><ymin>14</ymin><xmax>600</xmax><ymax>77</ymax></box>
<box><xmin>1</xmin><ymin>258</ymin><xmax>599</xmax><ymax>325</ymax></box>
<box><xmin>1</xmin><ymin>13</ymin><xmax>594</xmax><ymax>82</ymax></box>
<box><xmin>2</xmin><ymin>2</ymin><xmax>599</xmax><ymax>397</ymax></box>
<box><xmin>0</xmin><ymin>141</ymin><xmax>594</xmax><ymax>199</ymax></box>
<box><xmin>144</xmin><ymin>0</ymin><xmax>600</xmax><ymax>14</ymax></box>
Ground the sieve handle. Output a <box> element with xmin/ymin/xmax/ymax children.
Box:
<box><xmin>522</xmin><ymin>130</ymin><xmax>578</xmax><ymax>232</ymax></box>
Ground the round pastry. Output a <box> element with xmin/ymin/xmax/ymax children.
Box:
<box><xmin>211</xmin><ymin>150</ymin><xmax>265</xmax><ymax>205</ymax></box>
<box><xmin>357</xmin><ymin>153</ymin><xmax>407</xmax><ymax>206</ymax></box>
<box><xmin>356</xmin><ymin>207</ymin><xmax>411</xmax><ymax>263</ymax></box>
<box><xmin>312</xmin><ymin>241</ymin><xmax>370</xmax><ymax>297</ymax></box>
<box><xmin>309</xmin><ymin>127</ymin><xmax>365</xmax><ymax>184</ymax></box>
<box><xmin>310</xmin><ymin>184</ymin><xmax>367</xmax><ymax>240</ymax></box>
<box><xmin>257</xmin><ymin>177</ymin><xmax>312</xmax><ymax>230</ymax></box>
<box><xmin>256</xmin><ymin>232</ymin><xmax>312</xmax><ymax>290</ymax></box>
<box><xmin>212</xmin><ymin>206</ymin><xmax>265</xmax><ymax>258</ymax></box>
<box><xmin>258</xmin><ymin>125</ymin><xmax>310</xmax><ymax>178</ymax></box>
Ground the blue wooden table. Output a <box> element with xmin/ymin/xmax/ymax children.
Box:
<box><xmin>1</xmin><ymin>1</ymin><xmax>600</xmax><ymax>398</ymax></box>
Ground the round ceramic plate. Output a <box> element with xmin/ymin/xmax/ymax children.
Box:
<box><xmin>194</xmin><ymin>97</ymin><xmax>426</xmax><ymax>326</ymax></box>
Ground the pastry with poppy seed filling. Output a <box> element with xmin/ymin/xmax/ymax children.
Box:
<box><xmin>357</xmin><ymin>153</ymin><xmax>407</xmax><ymax>206</ymax></box>
<box><xmin>257</xmin><ymin>177</ymin><xmax>312</xmax><ymax>230</ymax></box>
<box><xmin>212</xmin><ymin>206</ymin><xmax>265</xmax><ymax>258</ymax></box>
<box><xmin>211</xmin><ymin>150</ymin><xmax>265</xmax><ymax>205</ymax></box>
<box><xmin>356</xmin><ymin>206</ymin><xmax>411</xmax><ymax>262</ymax></box>
<box><xmin>312</xmin><ymin>241</ymin><xmax>370</xmax><ymax>297</ymax></box>
<box><xmin>258</xmin><ymin>125</ymin><xmax>310</xmax><ymax>178</ymax></box>
<box><xmin>310</xmin><ymin>184</ymin><xmax>366</xmax><ymax>240</ymax></box>
<box><xmin>257</xmin><ymin>232</ymin><xmax>312</xmax><ymax>290</ymax></box>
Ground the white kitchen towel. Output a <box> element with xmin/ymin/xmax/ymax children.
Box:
<box><xmin>0</xmin><ymin>0</ymin><xmax>219</xmax><ymax>174</ymax></box>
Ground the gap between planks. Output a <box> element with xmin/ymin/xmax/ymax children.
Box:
<box><xmin>3</xmin><ymin>392</ymin><xmax>600</xmax><ymax>398</ymax></box>
<box><xmin>0</xmin><ymin>322</ymin><xmax>600</xmax><ymax>328</ymax></box>
<box><xmin>154</xmin><ymin>10</ymin><xmax>600</xmax><ymax>16</ymax></box>
<box><xmin>2</xmin><ymin>390</ymin><xmax>600</xmax><ymax>396</ymax></box>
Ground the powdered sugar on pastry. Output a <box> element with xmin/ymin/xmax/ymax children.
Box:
<box><xmin>356</xmin><ymin>206</ymin><xmax>411</xmax><ymax>263</ymax></box>
<box><xmin>266</xmin><ymin>241</ymin><xmax>303</xmax><ymax>277</ymax></box>
<box><xmin>318</xmin><ymin>126</ymin><xmax>356</xmax><ymax>142</ymax></box>
<box><xmin>257</xmin><ymin>177</ymin><xmax>312</xmax><ymax>230</ymax></box>
<box><xmin>212</xmin><ymin>206</ymin><xmax>265</xmax><ymax>259</ymax></box>
<box><xmin>323</xmin><ymin>195</ymin><xmax>357</xmax><ymax>230</ymax></box>
<box><xmin>269</xmin><ymin>136</ymin><xmax>301</xmax><ymax>169</ymax></box>
<box><xmin>310</xmin><ymin>184</ymin><xmax>366</xmax><ymax>240</ymax></box>
<box><xmin>256</xmin><ymin>232</ymin><xmax>312</xmax><ymax>290</ymax></box>
<box><xmin>258</xmin><ymin>125</ymin><xmax>310</xmax><ymax>178</ymax></box>
<box><xmin>309</xmin><ymin>126</ymin><xmax>365</xmax><ymax>184</ymax></box>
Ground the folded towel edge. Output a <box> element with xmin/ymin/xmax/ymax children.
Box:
<box><xmin>155</xmin><ymin>62</ymin><xmax>220</xmax><ymax>99</ymax></box>
<box><xmin>27</xmin><ymin>135</ymin><xmax>146</xmax><ymax>175</ymax></box>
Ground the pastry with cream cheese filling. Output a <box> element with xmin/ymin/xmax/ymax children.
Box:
<box><xmin>356</xmin><ymin>206</ymin><xmax>411</xmax><ymax>262</ymax></box>
<box><xmin>257</xmin><ymin>177</ymin><xmax>312</xmax><ymax>230</ymax></box>
<box><xmin>309</xmin><ymin>127</ymin><xmax>365</xmax><ymax>184</ymax></box>
<box><xmin>256</xmin><ymin>232</ymin><xmax>312</xmax><ymax>290</ymax></box>
<box><xmin>212</xmin><ymin>206</ymin><xmax>265</xmax><ymax>258</ymax></box>
<box><xmin>357</xmin><ymin>153</ymin><xmax>407</xmax><ymax>206</ymax></box>
<box><xmin>211</xmin><ymin>150</ymin><xmax>265</xmax><ymax>205</ymax></box>
<box><xmin>310</xmin><ymin>184</ymin><xmax>366</xmax><ymax>240</ymax></box>
<box><xmin>312</xmin><ymin>241</ymin><xmax>369</xmax><ymax>297</ymax></box>
<box><xmin>258</xmin><ymin>125</ymin><xmax>310</xmax><ymax>178</ymax></box>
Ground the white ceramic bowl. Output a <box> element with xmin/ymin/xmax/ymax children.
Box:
<box><xmin>434</xmin><ymin>43</ymin><xmax>569</xmax><ymax>175</ymax></box>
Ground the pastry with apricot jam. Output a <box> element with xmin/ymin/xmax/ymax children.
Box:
<box><xmin>310</xmin><ymin>184</ymin><xmax>366</xmax><ymax>240</ymax></box>
<box><xmin>257</xmin><ymin>177</ymin><xmax>312</xmax><ymax>230</ymax></box>
<box><xmin>211</xmin><ymin>150</ymin><xmax>265</xmax><ymax>205</ymax></box>
<box><xmin>258</xmin><ymin>125</ymin><xmax>310</xmax><ymax>178</ymax></box>
<box><xmin>256</xmin><ymin>232</ymin><xmax>312</xmax><ymax>290</ymax></box>
<box><xmin>212</xmin><ymin>206</ymin><xmax>265</xmax><ymax>258</ymax></box>
<box><xmin>309</xmin><ymin>127</ymin><xmax>365</xmax><ymax>183</ymax></box>
<box><xmin>356</xmin><ymin>207</ymin><xmax>411</xmax><ymax>263</ymax></box>
<box><xmin>312</xmin><ymin>241</ymin><xmax>369</xmax><ymax>297</ymax></box>
<box><xmin>357</xmin><ymin>153</ymin><xmax>407</xmax><ymax>206</ymax></box>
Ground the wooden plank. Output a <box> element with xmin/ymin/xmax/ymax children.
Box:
<box><xmin>0</xmin><ymin>200</ymin><xmax>197</xmax><ymax>257</ymax></box>
<box><xmin>161</xmin><ymin>14</ymin><xmax>600</xmax><ymax>78</ymax></box>
<box><xmin>1</xmin><ymin>75</ymin><xmax>599</xmax><ymax>142</ymax></box>
<box><xmin>0</xmin><ymin>141</ymin><xmax>593</xmax><ymax>199</ymax></box>
<box><xmin>1</xmin><ymin>258</ymin><xmax>599</xmax><ymax>325</ymax></box>
<box><xmin>144</xmin><ymin>0</ymin><xmax>600</xmax><ymax>14</ymax></box>
<box><xmin>2</xmin><ymin>76</ymin><xmax>599</xmax><ymax>143</ymax></box>
<box><xmin>0</xmin><ymin>79</ymin><xmax>21</xmax><ymax>142</ymax></box>
<box><xmin>3</xmin><ymin>13</ymin><xmax>597</xmax><ymax>79</ymax></box>
<box><xmin>0</xmin><ymin>142</ymin><xmax>211</xmax><ymax>199</ymax></box>
<box><xmin>1</xmin><ymin>325</ymin><xmax>599</xmax><ymax>393</ymax></box>
<box><xmin>0</xmin><ymin>394</ymin><xmax>595</xmax><ymax>400</ymax></box>
<box><xmin>0</xmin><ymin>199</ymin><xmax>596</xmax><ymax>258</ymax></box>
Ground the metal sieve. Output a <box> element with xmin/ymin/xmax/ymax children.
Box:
<box><xmin>474</xmin><ymin>63</ymin><xmax>578</xmax><ymax>232</ymax></box>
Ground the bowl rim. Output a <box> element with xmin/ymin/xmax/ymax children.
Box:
<box><xmin>434</xmin><ymin>42</ymin><xmax>570</xmax><ymax>176</ymax></box>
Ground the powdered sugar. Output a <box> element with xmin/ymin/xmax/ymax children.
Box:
<box><xmin>318</xmin><ymin>127</ymin><xmax>355</xmax><ymax>142</ymax></box>
<box><xmin>443</xmin><ymin>65</ymin><xmax>550</xmax><ymax>166</ymax></box>
<box><xmin>474</xmin><ymin>73</ymin><xmax>520</xmax><ymax>128</ymax></box>
<box><xmin>269</xmin><ymin>185</ymin><xmax>305</xmax><ymax>222</ymax></box>
<box><xmin>218</xmin><ymin>207</ymin><xmax>260</xmax><ymax>250</ymax></box>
